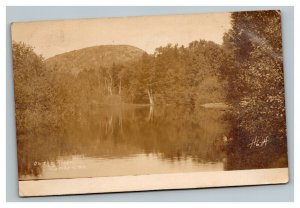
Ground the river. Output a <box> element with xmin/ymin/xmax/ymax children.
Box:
<box><xmin>17</xmin><ymin>104</ymin><xmax>232</xmax><ymax>180</ymax></box>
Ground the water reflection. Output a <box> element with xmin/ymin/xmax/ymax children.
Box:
<box><xmin>20</xmin><ymin>154</ymin><xmax>224</xmax><ymax>180</ymax></box>
<box><xmin>18</xmin><ymin>105</ymin><xmax>230</xmax><ymax>180</ymax></box>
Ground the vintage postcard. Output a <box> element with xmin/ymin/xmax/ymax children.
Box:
<box><xmin>11</xmin><ymin>10</ymin><xmax>288</xmax><ymax>196</ymax></box>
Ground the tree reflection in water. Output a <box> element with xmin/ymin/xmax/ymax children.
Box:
<box><xmin>18</xmin><ymin>104</ymin><xmax>288</xmax><ymax>180</ymax></box>
<box><xmin>18</xmin><ymin>105</ymin><xmax>231</xmax><ymax>180</ymax></box>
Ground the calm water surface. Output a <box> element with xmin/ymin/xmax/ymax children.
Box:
<box><xmin>18</xmin><ymin>105</ymin><xmax>230</xmax><ymax>180</ymax></box>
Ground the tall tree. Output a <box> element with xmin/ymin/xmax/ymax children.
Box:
<box><xmin>222</xmin><ymin>11</ymin><xmax>287</xmax><ymax>169</ymax></box>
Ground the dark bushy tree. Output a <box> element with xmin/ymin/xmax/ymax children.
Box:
<box><xmin>222</xmin><ymin>11</ymin><xmax>287</xmax><ymax>169</ymax></box>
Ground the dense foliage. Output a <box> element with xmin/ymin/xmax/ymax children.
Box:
<box><xmin>13</xmin><ymin>39</ymin><xmax>227</xmax><ymax>123</ymax></box>
<box><xmin>13</xmin><ymin>42</ymin><xmax>56</xmax><ymax>136</ymax></box>
<box><xmin>221</xmin><ymin>10</ymin><xmax>287</xmax><ymax>169</ymax></box>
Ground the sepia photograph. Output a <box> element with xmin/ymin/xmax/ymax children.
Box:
<box><xmin>11</xmin><ymin>10</ymin><xmax>289</xmax><ymax>196</ymax></box>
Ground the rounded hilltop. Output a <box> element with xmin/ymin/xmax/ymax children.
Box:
<box><xmin>45</xmin><ymin>45</ymin><xmax>145</xmax><ymax>74</ymax></box>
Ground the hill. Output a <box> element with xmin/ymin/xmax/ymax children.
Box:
<box><xmin>45</xmin><ymin>45</ymin><xmax>145</xmax><ymax>74</ymax></box>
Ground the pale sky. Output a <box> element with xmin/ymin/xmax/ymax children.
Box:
<box><xmin>11</xmin><ymin>12</ymin><xmax>232</xmax><ymax>59</ymax></box>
